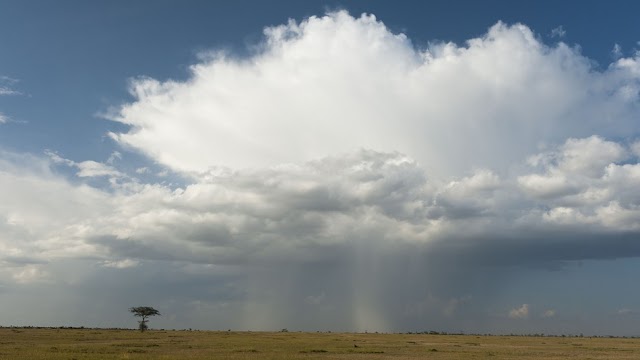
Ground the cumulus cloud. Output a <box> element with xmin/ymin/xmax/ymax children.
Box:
<box><xmin>556</xmin><ymin>136</ymin><xmax>626</xmax><ymax>177</ymax></box>
<box><xmin>518</xmin><ymin>136</ymin><xmax>640</xmax><ymax>231</ymax></box>
<box><xmin>46</xmin><ymin>150</ymin><xmax>124</xmax><ymax>179</ymax></box>
<box><xmin>509</xmin><ymin>304</ymin><xmax>530</xmax><ymax>319</ymax></box>
<box><xmin>109</xmin><ymin>11</ymin><xmax>640</xmax><ymax>178</ymax></box>
<box><xmin>542</xmin><ymin>309</ymin><xmax>556</xmax><ymax>318</ymax></box>
<box><xmin>86</xmin><ymin>149</ymin><xmax>436</xmax><ymax>266</ymax></box>
<box><xmin>76</xmin><ymin>161</ymin><xmax>124</xmax><ymax>178</ymax></box>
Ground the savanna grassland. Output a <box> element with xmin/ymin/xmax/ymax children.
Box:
<box><xmin>1</xmin><ymin>328</ymin><xmax>639</xmax><ymax>359</ymax></box>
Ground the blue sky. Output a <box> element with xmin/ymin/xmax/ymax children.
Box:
<box><xmin>1</xmin><ymin>1</ymin><xmax>640</xmax><ymax>335</ymax></box>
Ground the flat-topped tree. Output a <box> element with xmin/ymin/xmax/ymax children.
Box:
<box><xmin>129</xmin><ymin>306</ymin><xmax>160</xmax><ymax>332</ymax></box>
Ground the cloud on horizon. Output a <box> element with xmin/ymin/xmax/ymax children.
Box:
<box><xmin>509</xmin><ymin>304</ymin><xmax>529</xmax><ymax>319</ymax></box>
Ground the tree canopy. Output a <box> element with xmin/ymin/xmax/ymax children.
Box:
<box><xmin>129</xmin><ymin>306</ymin><xmax>160</xmax><ymax>332</ymax></box>
<box><xmin>129</xmin><ymin>306</ymin><xmax>161</xmax><ymax>319</ymax></box>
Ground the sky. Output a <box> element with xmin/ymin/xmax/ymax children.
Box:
<box><xmin>1</xmin><ymin>0</ymin><xmax>640</xmax><ymax>335</ymax></box>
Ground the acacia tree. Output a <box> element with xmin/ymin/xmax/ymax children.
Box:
<box><xmin>129</xmin><ymin>306</ymin><xmax>160</xmax><ymax>332</ymax></box>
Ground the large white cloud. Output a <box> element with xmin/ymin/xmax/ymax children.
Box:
<box><xmin>110</xmin><ymin>11</ymin><xmax>640</xmax><ymax>177</ymax></box>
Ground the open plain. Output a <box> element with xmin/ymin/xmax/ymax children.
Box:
<box><xmin>1</xmin><ymin>328</ymin><xmax>639</xmax><ymax>359</ymax></box>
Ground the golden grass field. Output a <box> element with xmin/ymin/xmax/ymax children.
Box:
<box><xmin>1</xmin><ymin>328</ymin><xmax>639</xmax><ymax>359</ymax></box>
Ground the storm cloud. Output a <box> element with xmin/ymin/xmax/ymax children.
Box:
<box><xmin>2</xmin><ymin>11</ymin><xmax>640</xmax><ymax>334</ymax></box>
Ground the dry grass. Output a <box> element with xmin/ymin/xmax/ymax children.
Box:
<box><xmin>1</xmin><ymin>328</ymin><xmax>639</xmax><ymax>359</ymax></box>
